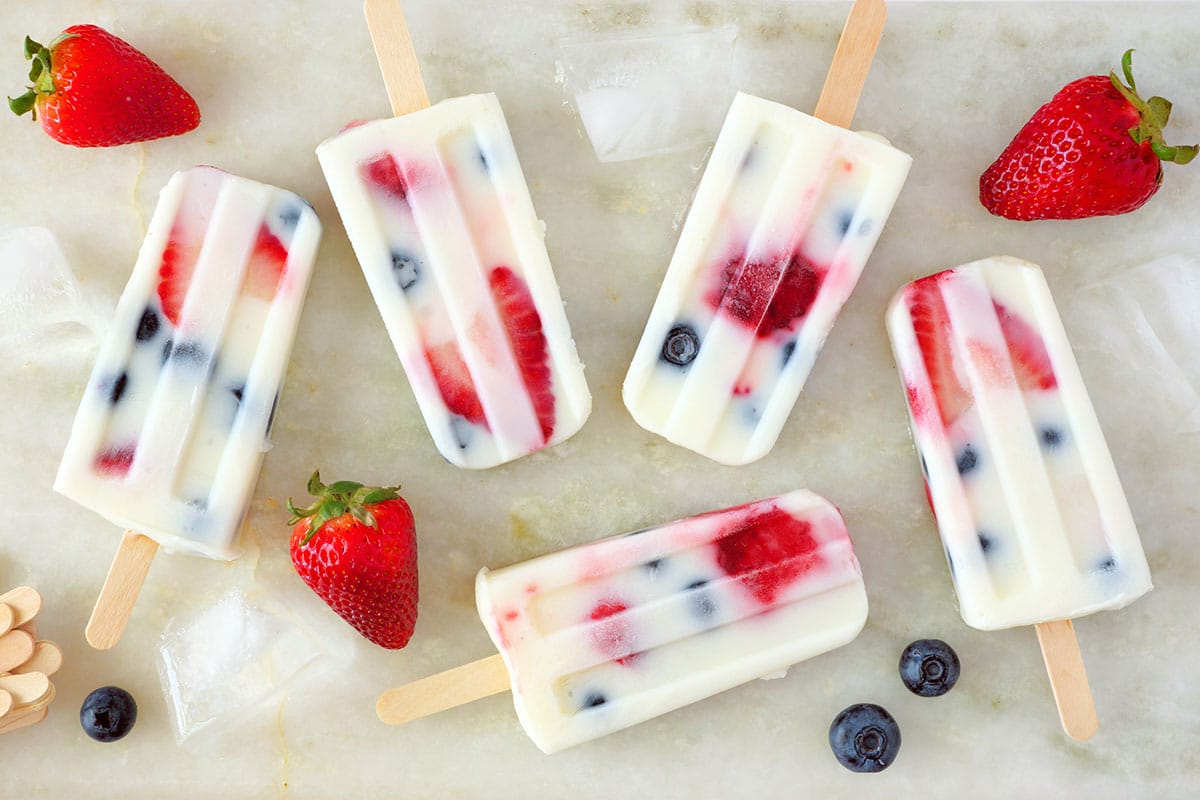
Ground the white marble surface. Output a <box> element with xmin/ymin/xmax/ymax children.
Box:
<box><xmin>1</xmin><ymin>1</ymin><xmax>1198</xmax><ymax>797</ymax></box>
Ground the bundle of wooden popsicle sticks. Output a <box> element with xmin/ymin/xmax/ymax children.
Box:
<box><xmin>0</xmin><ymin>586</ymin><xmax>63</xmax><ymax>734</ymax></box>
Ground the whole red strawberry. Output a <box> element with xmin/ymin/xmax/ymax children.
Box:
<box><xmin>980</xmin><ymin>50</ymin><xmax>1196</xmax><ymax>220</ymax></box>
<box><xmin>288</xmin><ymin>472</ymin><xmax>418</xmax><ymax>650</ymax></box>
<box><xmin>8</xmin><ymin>25</ymin><xmax>200</xmax><ymax>147</ymax></box>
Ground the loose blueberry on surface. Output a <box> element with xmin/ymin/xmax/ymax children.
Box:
<box><xmin>80</xmin><ymin>686</ymin><xmax>138</xmax><ymax>743</ymax></box>
<box><xmin>956</xmin><ymin>445</ymin><xmax>978</xmax><ymax>475</ymax></box>
<box><xmin>660</xmin><ymin>324</ymin><xmax>700</xmax><ymax>367</ymax></box>
<box><xmin>829</xmin><ymin>703</ymin><xmax>901</xmax><ymax>773</ymax></box>
<box><xmin>391</xmin><ymin>251</ymin><xmax>420</xmax><ymax>291</ymax></box>
<box><xmin>135</xmin><ymin>308</ymin><xmax>160</xmax><ymax>342</ymax></box>
<box><xmin>1040</xmin><ymin>426</ymin><xmax>1063</xmax><ymax>448</ymax></box>
<box><xmin>899</xmin><ymin>639</ymin><xmax>961</xmax><ymax>698</ymax></box>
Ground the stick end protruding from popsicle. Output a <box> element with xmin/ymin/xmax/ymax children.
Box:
<box><xmin>85</xmin><ymin>532</ymin><xmax>159</xmax><ymax>650</ymax></box>
<box><xmin>1035</xmin><ymin>619</ymin><xmax>1099</xmax><ymax>741</ymax></box>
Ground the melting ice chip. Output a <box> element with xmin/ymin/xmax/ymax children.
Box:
<box><xmin>0</xmin><ymin>226</ymin><xmax>108</xmax><ymax>361</ymax></box>
<box><xmin>557</xmin><ymin>26</ymin><xmax>737</xmax><ymax>163</ymax></box>
<box><xmin>157</xmin><ymin>586</ymin><xmax>338</xmax><ymax>744</ymax></box>
<box><xmin>1066</xmin><ymin>254</ymin><xmax>1200</xmax><ymax>434</ymax></box>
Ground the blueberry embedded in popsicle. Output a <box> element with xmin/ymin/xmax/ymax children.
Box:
<box><xmin>660</xmin><ymin>324</ymin><xmax>700</xmax><ymax>367</ymax></box>
<box><xmin>836</xmin><ymin>210</ymin><xmax>855</xmax><ymax>236</ymax></box>
<box><xmin>390</xmin><ymin>250</ymin><xmax>420</xmax><ymax>291</ymax></box>
<box><xmin>135</xmin><ymin>308</ymin><xmax>160</xmax><ymax>342</ymax></box>
<box><xmin>685</xmin><ymin>579</ymin><xmax>716</xmax><ymax>618</ymax></box>
<box><xmin>477</xmin><ymin>147</ymin><xmax>490</xmax><ymax>172</ymax></box>
<box><xmin>1040</xmin><ymin>425</ymin><xmax>1063</xmax><ymax>448</ymax></box>
<box><xmin>641</xmin><ymin>558</ymin><xmax>663</xmax><ymax>573</ymax></box>
<box><xmin>162</xmin><ymin>339</ymin><xmax>208</xmax><ymax>365</ymax></box>
<box><xmin>977</xmin><ymin>531</ymin><xmax>994</xmax><ymax>554</ymax></box>
<box><xmin>781</xmin><ymin>339</ymin><xmax>797</xmax><ymax>366</ymax></box>
<box><xmin>448</xmin><ymin>416</ymin><xmax>473</xmax><ymax>450</ymax></box>
<box><xmin>581</xmin><ymin>691</ymin><xmax>607</xmax><ymax>710</ymax></box>
<box><xmin>1095</xmin><ymin>556</ymin><xmax>1117</xmax><ymax>573</ymax></box>
<box><xmin>956</xmin><ymin>445</ymin><xmax>978</xmax><ymax>475</ymax></box>
<box><xmin>100</xmin><ymin>371</ymin><xmax>128</xmax><ymax>405</ymax></box>
<box><xmin>231</xmin><ymin>384</ymin><xmax>245</xmax><ymax>404</ymax></box>
<box><xmin>277</xmin><ymin>204</ymin><xmax>303</xmax><ymax>229</ymax></box>
<box><xmin>265</xmin><ymin>391</ymin><xmax>280</xmax><ymax>435</ymax></box>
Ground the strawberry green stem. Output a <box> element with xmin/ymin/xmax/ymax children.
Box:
<box><xmin>1110</xmin><ymin>49</ymin><xmax>1197</xmax><ymax>166</ymax></box>
<box><xmin>7</xmin><ymin>32</ymin><xmax>78</xmax><ymax>121</ymax></box>
<box><xmin>287</xmin><ymin>470</ymin><xmax>402</xmax><ymax>545</ymax></box>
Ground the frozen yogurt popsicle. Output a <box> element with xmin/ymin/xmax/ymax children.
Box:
<box><xmin>377</xmin><ymin>490</ymin><xmax>868</xmax><ymax>753</ymax></box>
<box><xmin>623</xmin><ymin>0</ymin><xmax>909</xmax><ymax>465</ymax></box>
<box><xmin>316</xmin><ymin>0</ymin><xmax>589</xmax><ymax>469</ymax></box>
<box><xmin>55</xmin><ymin>166</ymin><xmax>321</xmax><ymax>646</ymax></box>
<box><xmin>886</xmin><ymin>256</ymin><xmax>1151</xmax><ymax>737</ymax></box>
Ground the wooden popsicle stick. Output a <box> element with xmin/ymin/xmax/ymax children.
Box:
<box><xmin>0</xmin><ymin>630</ymin><xmax>35</xmax><ymax>674</ymax></box>
<box><xmin>377</xmin><ymin>653</ymin><xmax>511</xmax><ymax>725</ymax></box>
<box><xmin>364</xmin><ymin>0</ymin><xmax>431</xmax><ymax>116</ymax></box>
<box><xmin>13</xmin><ymin>641</ymin><xmax>63</xmax><ymax>677</ymax></box>
<box><xmin>0</xmin><ymin>586</ymin><xmax>41</xmax><ymax>627</ymax></box>
<box><xmin>0</xmin><ymin>672</ymin><xmax>50</xmax><ymax>706</ymax></box>
<box><xmin>1036</xmin><ymin>619</ymin><xmax>1098</xmax><ymax>740</ymax></box>
<box><xmin>812</xmin><ymin>0</ymin><xmax>888</xmax><ymax>128</ymax></box>
<box><xmin>0</xmin><ymin>689</ymin><xmax>11</xmax><ymax>719</ymax></box>
<box><xmin>0</xmin><ymin>706</ymin><xmax>48</xmax><ymax>734</ymax></box>
<box><xmin>86</xmin><ymin>531</ymin><xmax>159</xmax><ymax>650</ymax></box>
<box><xmin>0</xmin><ymin>604</ymin><xmax>12</xmax><ymax>637</ymax></box>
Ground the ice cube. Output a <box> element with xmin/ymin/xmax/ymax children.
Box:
<box><xmin>557</xmin><ymin>26</ymin><xmax>737</xmax><ymax>163</ymax></box>
<box><xmin>1066</xmin><ymin>254</ymin><xmax>1200</xmax><ymax>434</ymax></box>
<box><xmin>157</xmin><ymin>584</ymin><xmax>340</xmax><ymax>744</ymax></box>
<box><xmin>0</xmin><ymin>227</ymin><xmax>109</xmax><ymax>363</ymax></box>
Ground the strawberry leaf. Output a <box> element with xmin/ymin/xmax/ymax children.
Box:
<box><xmin>361</xmin><ymin>487</ymin><xmax>400</xmax><ymax>504</ymax></box>
<box><xmin>8</xmin><ymin>91</ymin><xmax>36</xmax><ymax>117</ymax></box>
<box><xmin>326</xmin><ymin>480</ymin><xmax>364</xmax><ymax>496</ymax></box>
<box><xmin>1146</xmin><ymin>96</ymin><xmax>1171</xmax><ymax>127</ymax></box>
<box><xmin>349</xmin><ymin>505</ymin><xmax>377</xmax><ymax>528</ymax></box>
<box><xmin>1121</xmin><ymin>48</ymin><xmax>1136</xmax><ymax>91</ymax></box>
<box><xmin>306</xmin><ymin>470</ymin><xmax>325</xmax><ymax>496</ymax></box>
<box><xmin>23</xmin><ymin>36</ymin><xmax>42</xmax><ymax>60</ymax></box>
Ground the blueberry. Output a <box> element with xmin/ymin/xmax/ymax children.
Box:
<box><xmin>478</xmin><ymin>147</ymin><xmax>490</xmax><ymax>172</ymax></box>
<box><xmin>1040</xmin><ymin>426</ymin><xmax>1063</xmax><ymax>448</ymax></box>
<box><xmin>278</xmin><ymin>205</ymin><xmax>303</xmax><ymax>228</ymax></box>
<box><xmin>781</xmin><ymin>340</ymin><xmax>797</xmax><ymax>366</ymax></box>
<box><xmin>1096</xmin><ymin>556</ymin><xmax>1117</xmax><ymax>573</ymax></box>
<box><xmin>391</xmin><ymin>251</ymin><xmax>420</xmax><ymax>291</ymax></box>
<box><xmin>231</xmin><ymin>384</ymin><xmax>245</xmax><ymax>404</ymax></box>
<box><xmin>80</xmin><ymin>686</ymin><xmax>138</xmax><ymax>743</ymax></box>
<box><xmin>945</xmin><ymin>547</ymin><xmax>956</xmax><ymax>578</ymax></box>
<box><xmin>686</xmin><ymin>579</ymin><xmax>715</xmax><ymax>618</ymax></box>
<box><xmin>642</xmin><ymin>558</ymin><xmax>663</xmax><ymax>573</ymax></box>
<box><xmin>163</xmin><ymin>339</ymin><xmax>207</xmax><ymax>365</ymax></box>
<box><xmin>103</xmin><ymin>372</ymin><xmax>128</xmax><ymax>405</ymax></box>
<box><xmin>836</xmin><ymin>210</ymin><xmax>855</xmax><ymax>236</ymax></box>
<box><xmin>739</xmin><ymin>146</ymin><xmax>756</xmax><ymax>170</ymax></box>
<box><xmin>660</xmin><ymin>324</ymin><xmax>700</xmax><ymax>367</ymax></box>
<box><xmin>581</xmin><ymin>691</ymin><xmax>607</xmax><ymax>709</ymax></box>
<box><xmin>899</xmin><ymin>639</ymin><xmax>961</xmax><ymax>698</ymax></box>
<box><xmin>829</xmin><ymin>703</ymin><xmax>901</xmax><ymax>773</ymax></box>
<box><xmin>447</xmin><ymin>417</ymin><xmax>474</xmax><ymax>450</ymax></box>
<box><xmin>135</xmin><ymin>308</ymin><xmax>160</xmax><ymax>342</ymax></box>
<box><xmin>857</xmin><ymin>218</ymin><xmax>873</xmax><ymax>236</ymax></box>
<box><xmin>956</xmin><ymin>445</ymin><xmax>978</xmax><ymax>475</ymax></box>
<box><xmin>977</xmin><ymin>531</ymin><xmax>994</xmax><ymax>554</ymax></box>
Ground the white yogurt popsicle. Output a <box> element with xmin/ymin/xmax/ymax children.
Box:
<box><xmin>475</xmin><ymin>489</ymin><xmax>868</xmax><ymax>753</ymax></box>
<box><xmin>623</xmin><ymin>92</ymin><xmax>911</xmax><ymax>464</ymax></box>
<box><xmin>316</xmin><ymin>94</ymin><xmax>591</xmax><ymax>469</ymax></box>
<box><xmin>886</xmin><ymin>256</ymin><xmax>1152</xmax><ymax>630</ymax></box>
<box><xmin>55</xmin><ymin>167</ymin><xmax>321</xmax><ymax>560</ymax></box>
